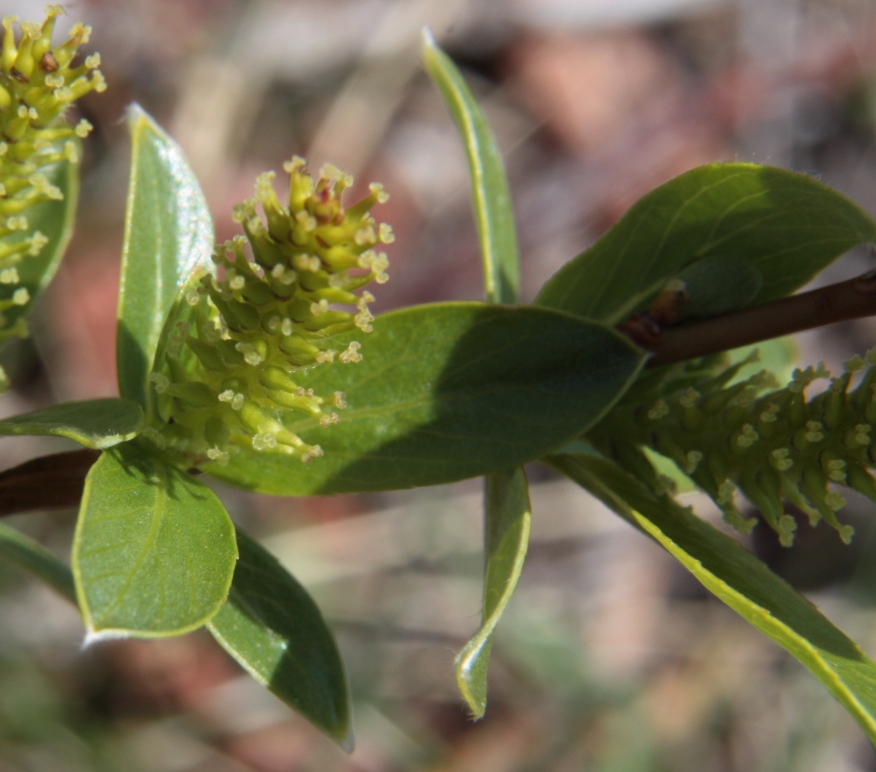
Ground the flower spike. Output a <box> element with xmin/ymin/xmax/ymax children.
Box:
<box><xmin>0</xmin><ymin>6</ymin><xmax>105</xmax><ymax>359</ymax></box>
<box><xmin>146</xmin><ymin>159</ymin><xmax>391</xmax><ymax>465</ymax></box>
<box><xmin>589</xmin><ymin>351</ymin><xmax>876</xmax><ymax>545</ymax></box>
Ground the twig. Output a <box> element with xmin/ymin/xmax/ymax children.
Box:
<box><xmin>618</xmin><ymin>271</ymin><xmax>876</xmax><ymax>368</ymax></box>
<box><xmin>0</xmin><ymin>449</ymin><xmax>99</xmax><ymax>518</ymax></box>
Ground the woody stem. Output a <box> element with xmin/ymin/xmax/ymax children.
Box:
<box><xmin>0</xmin><ymin>449</ymin><xmax>99</xmax><ymax>518</ymax></box>
<box><xmin>634</xmin><ymin>271</ymin><xmax>876</xmax><ymax>368</ymax></box>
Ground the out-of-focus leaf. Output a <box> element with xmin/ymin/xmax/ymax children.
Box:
<box><xmin>550</xmin><ymin>452</ymin><xmax>876</xmax><ymax>745</ymax></box>
<box><xmin>455</xmin><ymin>467</ymin><xmax>531</xmax><ymax>717</ymax></box>
<box><xmin>422</xmin><ymin>31</ymin><xmax>519</xmax><ymax>304</ymax></box>
<box><xmin>206</xmin><ymin>302</ymin><xmax>644</xmax><ymax>495</ymax></box>
<box><xmin>0</xmin><ymin>399</ymin><xmax>143</xmax><ymax>449</ymax></box>
<box><xmin>73</xmin><ymin>444</ymin><xmax>236</xmax><ymax>640</ymax></box>
<box><xmin>0</xmin><ymin>522</ymin><xmax>76</xmax><ymax>602</ymax></box>
<box><xmin>536</xmin><ymin>164</ymin><xmax>876</xmax><ymax>324</ymax></box>
<box><xmin>116</xmin><ymin>105</ymin><xmax>213</xmax><ymax>410</ymax></box>
<box><xmin>208</xmin><ymin>530</ymin><xmax>352</xmax><ymax>749</ymax></box>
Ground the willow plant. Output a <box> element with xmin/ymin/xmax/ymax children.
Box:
<box><xmin>5</xmin><ymin>6</ymin><xmax>876</xmax><ymax>751</ymax></box>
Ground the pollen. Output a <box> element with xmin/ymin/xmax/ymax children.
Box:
<box><xmin>379</xmin><ymin>223</ymin><xmax>395</xmax><ymax>244</ymax></box>
<box><xmin>206</xmin><ymin>446</ymin><xmax>230</xmax><ymax>466</ymax></box>
<box><xmin>805</xmin><ymin>420</ymin><xmax>824</xmax><ymax>442</ymax></box>
<box><xmin>310</xmin><ymin>299</ymin><xmax>330</xmax><ymax>316</ymax></box>
<box><xmin>149</xmin><ymin>372</ymin><xmax>170</xmax><ymax>394</ymax></box>
<box><xmin>235</xmin><ymin>342</ymin><xmax>263</xmax><ymax>366</ymax></box>
<box><xmin>825</xmin><ymin>491</ymin><xmax>846</xmax><ymax>512</ymax></box>
<box><xmin>771</xmin><ymin>448</ymin><xmax>794</xmax><ymax>471</ymax></box>
<box><xmin>716</xmin><ymin>481</ymin><xmax>735</xmax><ymax>506</ymax></box>
<box><xmin>735</xmin><ymin>424</ymin><xmax>759</xmax><ymax>448</ymax></box>
<box><xmin>293</xmin><ymin>253</ymin><xmax>320</xmax><ymax>273</ymax></box>
<box><xmin>339</xmin><ymin>341</ymin><xmax>362</xmax><ymax>363</ymax></box>
<box><xmin>844</xmin><ymin>354</ymin><xmax>866</xmax><ymax>373</ymax></box>
<box><xmin>315</xmin><ymin>349</ymin><xmax>335</xmax><ymax>364</ymax></box>
<box><xmin>252</xmin><ymin>432</ymin><xmax>278</xmax><ymax>451</ymax></box>
<box><xmin>369</xmin><ymin>182</ymin><xmax>389</xmax><ymax>204</ymax></box>
<box><xmin>28</xmin><ymin>232</ymin><xmax>48</xmax><ymax>255</ymax></box>
<box><xmin>827</xmin><ymin>459</ymin><xmax>847</xmax><ymax>482</ymax></box>
<box><xmin>75</xmin><ymin>119</ymin><xmax>93</xmax><ymax>138</ymax></box>
<box><xmin>678</xmin><ymin>388</ymin><xmax>700</xmax><ymax>408</ymax></box>
<box><xmin>319</xmin><ymin>412</ymin><xmax>341</xmax><ymax>428</ymax></box>
<box><xmin>647</xmin><ymin>400</ymin><xmax>669</xmax><ymax>420</ymax></box>
<box><xmin>271</xmin><ymin>264</ymin><xmax>296</xmax><ymax>285</ymax></box>
<box><xmin>682</xmin><ymin>450</ymin><xmax>703</xmax><ymax>474</ymax></box>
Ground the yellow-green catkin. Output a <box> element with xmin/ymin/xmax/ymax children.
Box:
<box><xmin>588</xmin><ymin>350</ymin><xmax>876</xmax><ymax>547</ymax></box>
<box><xmin>145</xmin><ymin>158</ymin><xmax>393</xmax><ymax>466</ymax></box>
<box><xmin>0</xmin><ymin>6</ymin><xmax>104</xmax><ymax>352</ymax></box>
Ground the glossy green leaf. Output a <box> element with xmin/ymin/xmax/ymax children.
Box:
<box><xmin>117</xmin><ymin>105</ymin><xmax>214</xmax><ymax>410</ymax></box>
<box><xmin>0</xmin><ymin>398</ymin><xmax>144</xmax><ymax>449</ymax></box>
<box><xmin>550</xmin><ymin>452</ymin><xmax>876</xmax><ymax>743</ymax></box>
<box><xmin>536</xmin><ymin>164</ymin><xmax>876</xmax><ymax>324</ymax></box>
<box><xmin>425</xmin><ymin>35</ymin><xmax>529</xmax><ymax>718</ymax></box>
<box><xmin>1</xmin><ymin>154</ymin><xmax>79</xmax><ymax>340</ymax></box>
<box><xmin>455</xmin><ymin>467</ymin><xmax>531</xmax><ymax>717</ymax></box>
<box><xmin>423</xmin><ymin>32</ymin><xmax>519</xmax><ymax>304</ymax></box>
<box><xmin>73</xmin><ymin>444</ymin><xmax>237</xmax><ymax>639</ymax></box>
<box><xmin>0</xmin><ymin>522</ymin><xmax>76</xmax><ymax>602</ymax></box>
<box><xmin>207</xmin><ymin>302</ymin><xmax>644</xmax><ymax>495</ymax></box>
<box><xmin>208</xmin><ymin>530</ymin><xmax>352</xmax><ymax>749</ymax></box>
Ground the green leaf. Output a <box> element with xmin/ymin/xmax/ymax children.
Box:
<box><xmin>422</xmin><ymin>32</ymin><xmax>519</xmax><ymax>304</ymax></box>
<box><xmin>207</xmin><ymin>302</ymin><xmax>644</xmax><ymax>495</ymax></box>
<box><xmin>425</xmin><ymin>36</ymin><xmax>531</xmax><ymax>719</ymax></box>
<box><xmin>208</xmin><ymin>530</ymin><xmax>352</xmax><ymax>749</ymax></box>
<box><xmin>0</xmin><ymin>522</ymin><xmax>76</xmax><ymax>602</ymax></box>
<box><xmin>424</xmin><ymin>36</ymin><xmax>529</xmax><ymax>717</ymax></box>
<box><xmin>455</xmin><ymin>467</ymin><xmax>531</xmax><ymax>717</ymax></box>
<box><xmin>1</xmin><ymin>154</ymin><xmax>79</xmax><ymax>340</ymax></box>
<box><xmin>73</xmin><ymin>444</ymin><xmax>237</xmax><ymax>639</ymax></box>
<box><xmin>536</xmin><ymin>164</ymin><xmax>876</xmax><ymax>324</ymax></box>
<box><xmin>117</xmin><ymin>105</ymin><xmax>214</xmax><ymax>410</ymax></box>
<box><xmin>0</xmin><ymin>398</ymin><xmax>144</xmax><ymax>449</ymax></box>
<box><xmin>550</xmin><ymin>452</ymin><xmax>876</xmax><ymax>744</ymax></box>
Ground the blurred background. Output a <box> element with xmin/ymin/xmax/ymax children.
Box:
<box><xmin>3</xmin><ymin>0</ymin><xmax>876</xmax><ymax>769</ymax></box>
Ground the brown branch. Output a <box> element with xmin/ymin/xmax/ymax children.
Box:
<box><xmin>0</xmin><ymin>449</ymin><xmax>99</xmax><ymax>518</ymax></box>
<box><xmin>618</xmin><ymin>271</ymin><xmax>876</xmax><ymax>368</ymax></box>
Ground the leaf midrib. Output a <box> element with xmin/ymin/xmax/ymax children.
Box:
<box><xmin>93</xmin><ymin>465</ymin><xmax>167</xmax><ymax>626</ymax></box>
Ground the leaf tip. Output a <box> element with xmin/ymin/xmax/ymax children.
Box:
<box><xmin>81</xmin><ymin>627</ymin><xmax>130</xmax><ymax>648</ymax></box>
<box><xmin>337</xmin><ymin>724</ymin><xmax>355</xmax><ymax>754</ymax></box>
<box><xmin>454</xmin><ymin>648</ymin><xmax>488</xmax><ymax>719</ymax></box>
<box><xmin>125</xmin><ymin>102</ymin><xmax>147</xmax><ymax>130</ymax></box>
